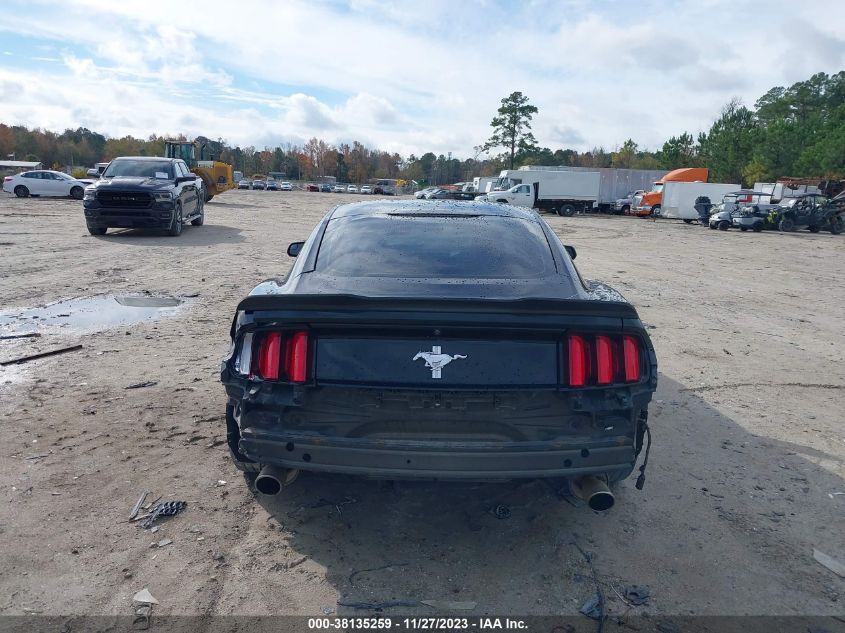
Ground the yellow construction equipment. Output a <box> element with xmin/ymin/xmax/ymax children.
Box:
<box><xmin>164</xmin><ymin>140</ymin><xmax>235</xmax><ymax>201</ymax></box>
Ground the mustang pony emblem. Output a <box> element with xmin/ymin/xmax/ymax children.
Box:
<box><xmin>413</xmin><ymin>346</ymin><xmax>467</xmax><ymax>379</ymax></box>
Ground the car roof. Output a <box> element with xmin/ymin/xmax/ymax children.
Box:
<box><xmin>329</xmin><ymin>199</ymin><xmax>541</xmax><ymax>222</ymax></box>
<box><xmin>112</xmin><ymin>156</ymin><xmax>177</xmax><ymax>162</ymax></box>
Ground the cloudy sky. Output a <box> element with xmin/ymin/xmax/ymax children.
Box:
<box><xmin>1</xmin><ymin>0</ymin><xmax>843</xmax><ymax>158</ymax></box>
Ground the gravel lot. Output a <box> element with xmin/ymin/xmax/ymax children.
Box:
<box><xmin>0</xmin><ymin>190</ymin><xmax>843</xmax><ymax>619</ymax></box>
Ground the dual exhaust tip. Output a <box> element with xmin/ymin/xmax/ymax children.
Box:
<box><xmin>571</xmin><ymin>475</ymin><xmax>615</xmax><ymax>512</ymax></box>
<box><xmin>255</xmin><ymin>465</ymin><xmax>299</xmax><ymax>495</ymax></box>
<box><xmin>255</xmin><ymin>466</ymin><xmax>614</xmax><ymax>512</ymax></box>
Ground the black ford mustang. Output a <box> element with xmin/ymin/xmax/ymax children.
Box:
<box><xmin>221</xmin><ymin>200</ymin><xmax>657</xmax><ymax>510</ymax></box>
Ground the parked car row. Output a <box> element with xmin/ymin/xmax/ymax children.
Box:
<box><xmin>238</xmin><ymin>179</ymin><xmax>294</xmax><ymax>191</ymax></box>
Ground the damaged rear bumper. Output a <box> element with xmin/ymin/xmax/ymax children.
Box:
<box><xmin>232</xmin><ymin>417</ymin><xmax>637</xmax><ymax>481</ymax></box>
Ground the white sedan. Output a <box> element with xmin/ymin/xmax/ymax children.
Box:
<box><xmin>347</xmin><ymin>185</ymin><xmax>358</xmax><ymax>193</ymax></box>
<box><xmin>279</xmin><ymin>181</ymin><xmax>293</xmax><ymax>191</ymax></box>
<box><xmin>3</xmin><ymin>170</ymin><xmax>91</xmax><ymax>199</ymax></box>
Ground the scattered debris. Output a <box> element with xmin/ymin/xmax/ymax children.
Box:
<box><xmin>286</xmin><ymin>555</ymin><xmax>308</xmax><ymax>569</ymax></box>
<box><xmin>125</xmin><ymin>381</ymin><xmax>158</xmax><ymax>390</ymax></box>
<box><xmin>25</xmin><ymin>453</ymin><xmax>51</xmax><ymax>460</ymax></box>
<box><xmin>132</xmin><ymin>588</ymin><xmax>159</xmax><ymax>605</ymax></box>
<box><xmin>206</xmin><ymin>439</ymin><xmax>226</xmax><ymax>449</ymax></box>
<box><xmin>349</xmin><ymin>563</ymin><xmax>409</xmax><ymax>586</ymax></box>
<box><xmin>215</xmin><ymin>480</ymin><xmax>227</xmax><ymax>487</ymax></box>
<box><xmin>313</xmin><ymin>496</ymin><xmax>358</xmax><ymax>514</ymax></box>
<box><xmin>621</xmin><ymin>585</ymin><xmax>651</xmax><ymax>606</ymax></box>
<box><xmin>829</xmin><ymin>492</ymin><xmax>845</xmax><ymax>499</ymax></box>
<box><xmin>337</xmin><ymin>600</ymin><xmax>419</xmax><ymax>610</ymax></box>
<box><xmin>129</xmin><ymin>492</ymin><xmax>148</xmax><ymax>520</ymax></box>
<box><xmin>1</xmin><ymin>344</ymin><xmax>83</xmax><ymax>366</ymax></box>
<box><xmin>132</xmin><ymin>587</ymin><xmax>158</xmax><ymax>630</ymax></box>
<box><xmin>156</xmin><ymin>538</ymin><xmax>172</xmax><ymax>548</ymax></box>
<box><xmin>0</xmin><ymin>332</ymin><xmax>41</xmax><ymax>340</ymax></box>
<box><xmin>420</xmin><ymin>600</ymin><xmax>476</xmax><ymax>610</ymax></box>
<box><xmin>574</xmin><ymin>540</ymin><xmax>605</xmax><ymax>628</ymax></box>
<box><xmin>814</xmin><ymin>548</ymin><xmax>845</xmax><ymax>577</ymax></box>
<box><xmin>579</xmin><ymin>593</ymin><xmax>603</xmax><ymax>620</ymax></box>
<box><xmin>138</xmin><ymin>501</ymin><xmax>186</xmax><ymax>530</ymax></box>
<box><xmin>322</xmin><ymin>607</ymin><xmax>335</xmax><ymax>615</ymax></box>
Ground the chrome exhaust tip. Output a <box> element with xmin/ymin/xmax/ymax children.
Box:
<box><xmin>254</xmin><ymin>465</ymin><xmax>299</xmax><ymax>495</ymax></box>
<box><xmin>572</xmin><ymin>475</ymin><xmax>615</xmax><ymax>512</ymax></box>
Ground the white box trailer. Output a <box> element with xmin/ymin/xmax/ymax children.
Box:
<box><xmin>472</xmin><ymin>176</ymin><xmax>497</xmax><ymax>194</ymax></box>
<box><xmin>487</xmin><ymin>169</ymin><xmax>601</xmax><ymax>215</ymax></box>
<box><xmin>661</xmin><ymin>181</ymin><xmax>741</xmax><ymax>220</ymax></box>
<box><xmin>515</xmin><ymin>165</ymin><xmax>666</xmax><ymax>211</ymax></box>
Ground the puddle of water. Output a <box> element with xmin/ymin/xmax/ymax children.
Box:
<box><xmin>0</xmin><ymin>295</ymin><xmax>188</xmax><ymax>335</ymax></box>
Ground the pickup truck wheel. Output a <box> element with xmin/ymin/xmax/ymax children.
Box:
<box><xmin>740</xmin><ymin>226</ymin><xmax>748</xmax><ymax>231</ymax></box>
<box><xmin>70</xmin><ymin>186</ymin><xmax>84</xmax><ymax>200</ymax></box>
<box><xmin>191</xmin><ymin>197</ymin><xmax>205</xmax><ymax>226</ymax></box>
<box><xmin>14</xmin><ymin>185</ymin><xmax>29</xmax><ymax>198</ymax></box>
<box><xmin>830</xmin><ymin>217</ymin><xmax>843</xmax><ymax>235</ymax></box>
<box><xmin>168</xmin><ymin>205</ymin><xmax>183</xmax><ymax>237</ymax></box>
<box><xmin>752</xmin><ymin>223</ymin><xmax>763</xmax><ymax>232</ymax></box>
<box><xmin>709</xmin><ymin>223</ymin><xmax>717</xmax><ymax>229</ymax></box>
<box><xmin>718</xmin><ymin>220</ymin><xmax>730</xmax><ymax>230</ymax></box>
<box><xmin>560</xmin><ymin>204</ymin><xmax>576</xmax><ymax>217</ymax></box>
<box><xmin>86</xmin><ymin>223</ymin><xmax>107</xmax><ymax>236</ymax></box>
<box><xmin>808</xmin><ymin>225</ymin><xmax>820</xmax><ymax>233</ymax></box>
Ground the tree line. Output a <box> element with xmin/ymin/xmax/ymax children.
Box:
<box><xmin>1</xmin><ymin>70</ymin><xmax>842</xmax><ymax>186</ymax></box>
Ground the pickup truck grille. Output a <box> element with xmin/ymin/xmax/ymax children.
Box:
<box><xmin>97</xmin><ymin>191</ymin><xmax>152</xmax><ymax>208</ymax></box>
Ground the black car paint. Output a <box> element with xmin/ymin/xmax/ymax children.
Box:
<box><xmin>220</xmin><ymin>200</ymin><xmax>657</xmax><ymax>482</ymax></box>
<box><xmin>83</xmin><ymin>157</ymin><xmax>202</xmax><ymax>232</ymax></box>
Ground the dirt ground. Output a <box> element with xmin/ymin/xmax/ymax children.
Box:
<box><xmin>0</xmin><ymin>189</ymin><xmax>843</xmax><ymax>620</ymax></box>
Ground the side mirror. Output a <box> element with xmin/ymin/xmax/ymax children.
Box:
<box><xmin>564</xmin><ymin>245</ymin><xmax>577</xmax><ymax>260</ymax></box>
<box><xmin>287</xmin><ymin>241</ymin><xmax>305</xmax><ymax>257</ymax></box>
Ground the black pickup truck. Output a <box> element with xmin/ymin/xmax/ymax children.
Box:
<box><xmin>221</xmin><ymin>200</ymin><xmax>657</xmax><ymax>511</ymax></box>
<box><xmin>82</xmin><ymin>157</ymin><xmax>204</xmax><ymax>236</ymax></box>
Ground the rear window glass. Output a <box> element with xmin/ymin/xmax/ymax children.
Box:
<box><xmin>316</xmin><ymin>214</ymin><xmax>556</xmax><ymax>279</ymax></box>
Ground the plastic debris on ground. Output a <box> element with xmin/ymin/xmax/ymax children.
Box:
<box><xmin>138</xmin><ymin>501</ymin><xmax>186</xmax><ymax>529</ymax></box>
<box><xmin>579</xmin><ymin>593</ymin><xmax>603</xmax><ymax>620</ymax></box>
<box><xmin>622</xmin><ymin>584</ymin><xmax>651</xmax><ymax>606</ymax></box>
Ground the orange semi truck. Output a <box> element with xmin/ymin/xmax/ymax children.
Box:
<box><xmin>632</xmin><ymin>167</ymin><xmax>709</xmax><ymax>216</ymax></box>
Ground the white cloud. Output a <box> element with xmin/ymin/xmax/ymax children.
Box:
<box><xmin>0</xmin><ymin>0</ymin><xmax>843</xmax><ymax>156</ymax></box>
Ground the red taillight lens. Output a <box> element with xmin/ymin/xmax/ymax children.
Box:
<box><xmin>285</xmin><ymin>331</ymin><xmax>309</xmax><ymax>383</ymax></box>
<box><xmin>257</xmin><ymin>332</ymin><xmax>282</xmax><ymax>380</ymax></box>
<box><xmin>566</xmin><ymin>333</ymin><xmax>642</xmax><ymax>386</ymax></box>
<box><xmin>254</xmin><ymin>330</ymin><xmax>309</xmax><ymax>382</ymax></box>
<box><xmin>595</xmin><ymin>335</ymin><xmax>614</xmax><ymax>385</ymax></box>
<box><xmin>623</xmin><ymin>335</ymin><xmax>640</xmax><ymax>382</ymax></box>
<box><xmin>568</xmin><ymin>335</ymin><xmax>589</xmax><ymax>387</ymax></box>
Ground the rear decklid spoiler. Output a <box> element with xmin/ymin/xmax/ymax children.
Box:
<box><xmin>231</xmin><ymin>294</ymin><xmax>642</xmax><ymax>338</ymax></box>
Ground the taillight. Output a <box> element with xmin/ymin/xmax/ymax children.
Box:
<box><xmin>566</xmin><ymin>333</ymin><xmax>642</xmax><ymax>387</ymax></box>
<box><xmin>285</xmin><ymin>331</ymin><xmax>308</xmax><ymax>383</ymax></box>
<box><xmin>568</xmin><ymin>335</ymin><xmax>589</xmax><ymax>387</ymax></box>
<box><xmin>252</xmin><ymin>330</ymin><xmax>309</xmax><ymax>382</ymax></box>
<box><xmin>257</xmin><ymin>332</ymin><xmax>282</xmax><ymax>380</ymax></box>
<box><xmin>595</xmin><ymin>335</ymin><xmax>614</xmax><ymax>385</ymax></box>
<box><xmin>623</xmin><ymin>335</ymin><xmax>640</xmax><ymax>382</ymax></box>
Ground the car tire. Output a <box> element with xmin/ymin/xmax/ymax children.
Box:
<box><xmin>70</xmin><ymin>186</ymin><xmax>84</xmax><ymax>200</ymax></box>
<box><xmin>191</xmin><ymin>196</ymin><xmax>205</xmax><ymax>226</ymax></box>
<box><xmin>14</xmin><ymin>185</ymin><xmax>29</xmax><ymax>198</ymax></box>
<box><xmin>778</xmin><ymin>218</ymin><xmax>795</xmax><ymax>232</ymax></box>
<box><xmin>87</xmin><ymin>223</ymin><xmax>107</xmax><ymax>236</ymax></box>
<box><xmin>709</xmin><ymin>223</ymin><xmax>717</xmax><ymax>230</ymax></box>
<box><xmin>683</xmin><ymin>219</ymin><xmax>693</xmax><ymax>224</ymax></box>
<box><xmin>650</xmin><ymin>205</ymin><xmax>661</xmax><ymax>218</ymax></box>
<box><xmin>752</xmin><ymin>223</ymin><xmax>763</xmax><ymax>232</ymax></box>
<box><xmin>560</xmin><ymin>204</ymin><xmax>576</xmax><ymax>217</ymax></box>
<box><xmin>808</xmin><ymin>225</ymin><xmax>820</xmax><ymax>233</ymax></box>
<box><xmin>168</xmin><ymin>205</ymin><xmax>183</xmax><ymax>237</ymax></box>
<box><xmin>830</xmin><ymin>217</ymin><xmax>844</xmax><ymax>235</ymax></box>
<box><xmin>718</xmin><ymin>221</ymin><xmax>730</xmax><ymax>230</ymax></box>
<box><xmin>740</xmin><ymin>226</ymin><xmax>748</xmax><ymax>232</ymax></box>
